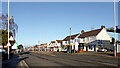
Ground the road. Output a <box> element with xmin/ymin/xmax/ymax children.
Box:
<box><xmin>19</xmin><ymin>51</ymin><xmax>119</xmax><ymax>67</ymax></box>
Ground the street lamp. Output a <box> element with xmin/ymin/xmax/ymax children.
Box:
<box><xmin>7</xmin><ymin>0</ymin><xmax>13</xmax><ymax>60</ymax></box>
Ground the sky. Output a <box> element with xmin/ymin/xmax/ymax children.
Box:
<box><xmin>2</xmin><ymin>2</ymin><xmax>119</xmax><ymax>47</ymax></box>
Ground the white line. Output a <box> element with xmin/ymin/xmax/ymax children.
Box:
<box><xmin>19</xmin><ymin>55</ymin><xmax>29</xmax><ymax>68</ymax></box>
<box><xmin>22</xmin><ymin>60</ymin><xmax>29</xmax><ymax>68</ymax></box>
<box><xmin>20</xmin><ymin>61</ymin><xmax>24</xmax><ymax>68</ymax></box>
<box><xmin>87</xmin><ymin>60</ymin><xmax>118</xmax><ymax>66</ymax></box>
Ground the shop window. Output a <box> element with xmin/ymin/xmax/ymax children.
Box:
<box><xmin>87</xmin><ymin>37</ymin><xmax>89</xmax><ymax>42</ymax></box>
<box><xmin>89</xmin><ymin>46</ymin><xmax>94</xmax><ymax>50</ymax></box>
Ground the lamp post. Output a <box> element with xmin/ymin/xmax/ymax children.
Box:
<box><xmin>69</xmin><ymin>27</ymin><xmax>71</xmax><ymax>53</ymax></box>
<box><xmin>7</xmin><ymin>0</ymin><xmax>13</xmax><ymax>59</ymax></box>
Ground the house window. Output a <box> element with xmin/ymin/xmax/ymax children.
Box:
<box><xmin>83</xmin><ymin>38</ymin><xmax>85</xmax><ymax>42</ymax></box>
<box><xmin>86</xmin><ymin>37</ymin><xmax>89</xmax><ymax>42</ymax></box>
<box><xmin>93</xmin><ymin>36</ymin><xmax>96</xmax><ymax>41</ymax></box>
<box><xmin>90</xmin><ymin>36</ymin><xmax>96</xmax><ymax>41</ymax></box>
<box><xmin>68</xmin><ymin>41</ymin><xmax>70</xmax><ymax>44</ymax></box>
<box><xmin>75</xmin><ymin>39</ymin><xmax>78</xmax><ymax>42</ymax></box>
<box><xmin>65</xmin><ymin>41</ymin><xmax>67</xmax><ymax>44</ymax></box>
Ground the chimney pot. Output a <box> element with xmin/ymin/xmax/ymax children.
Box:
<box><xmin>81</xmin><ymin>30</ymin><xmax>85</xmax><ymax>34</ymax></box>
<box><xmin>101</xmin><ymin>25</ymin><xmax>105</xmax><ymax>29</ymax></box>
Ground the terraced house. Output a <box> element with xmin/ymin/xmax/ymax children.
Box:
<box><xmin>78</xmin><ymin>26</ymin><xmax>113</xmax><ymax>52</ymax></box>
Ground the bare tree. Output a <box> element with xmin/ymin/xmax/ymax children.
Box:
<box><xmin>2</xmin><ymin>14</ymin><xmax>18</xmax><ymax>38</ymax></box>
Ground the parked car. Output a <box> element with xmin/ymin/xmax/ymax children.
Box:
<box><xmin>0</xmin><ymin>49</ymin><xmax>7</xmax><ymax>60</ymax></box>
<box><xmin>0</xmin><ymin>49</ymin><xmax>6</xmax><ymax>52</ymax></box>
<box><xmin>97</xmin><ymin>48</ymin><xmax>107</xmax><ymax>52</ymax></box>
<box><xmin>104</xmin><ymin>48</ymin><xmax>114</xmax><ymax>52</ymax></box>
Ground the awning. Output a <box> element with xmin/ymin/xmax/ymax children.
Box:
<box><xmin>88</xmin><ymin>41</ymin><xmax>96</xmax><ymax>45</ymax></box>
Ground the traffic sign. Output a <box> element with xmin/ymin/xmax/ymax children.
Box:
<box><xmin>7</xmin><ymin>42</ymin><xmax>11</xmax><ymax>46</ymax></box>
<box><xmin>12</xmin><ymin>43</ymin><xmax>18</xmax><ymax>49</ymax></box>
<box><xmin>9</xmin><ymin>36</ymin><xmax>14</xmax><ymax>41</ymax></box>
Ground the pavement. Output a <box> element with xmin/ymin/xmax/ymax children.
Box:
<box><xmin>20</xmin><ymin>51</ymin><xmax>119</xmax><ymax>67</ymax></box>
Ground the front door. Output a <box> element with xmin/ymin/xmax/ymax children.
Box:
<box><xmin>86</xmin><ymin>46</ymin><xmax>88</xmax><ymax>51</ymax></box>
<box><xmin>94</xmin><ymin>45</ymin><xmax>96</xmax><ymax>51</ymax></box>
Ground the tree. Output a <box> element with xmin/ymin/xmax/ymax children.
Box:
<box><xmin>2</xmin><ymin>14</ymin><xmax>18</xmax><ymax>38</ymax></box>
<box><xmin>1</xmin><ymin>30</ymin><xmax>15</xmax><ymax>46</ymax></box>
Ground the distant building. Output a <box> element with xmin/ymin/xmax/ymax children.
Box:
<box><xmin>78</xmin><ymin>26</ymin><xmax>113</xmax><ymax>52</ymax></box>
<box><xmin>62</xmin><ymin>33</ymin><xmax>80</xmax><ymax>52</ymax></box>
<box><xmin>39</xmin><ymin>43</ymin><xmax>47</xmax><ymax>51</ymax></box>
<box><xmin>49</xmin><ymin>41</ymin><xmax>56</xmax><ymax>51</ymax></box>
<box><xmin>55</xmin><ymin>40</ymin><xmax>62</xmax><ymax>52</ymax></box>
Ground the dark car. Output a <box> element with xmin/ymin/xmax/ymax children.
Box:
<box><xmin>104</xmin><ymin>48</ymin><xmax>114</xmax><ymax>52</ymax></box>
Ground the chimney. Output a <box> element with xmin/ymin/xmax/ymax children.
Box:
<box><xmin>101</xmin><ymin>25</ymin><xmax>105</xmax><ymax>29</ymax></box>
<box><xmin>81</xmin><ymin>30</ymin><xmax>85</xmax><ymax>34</ymax></box>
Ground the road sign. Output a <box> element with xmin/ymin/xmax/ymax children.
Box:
<box><xmin>12</xmin><ymin>42</ymin><xmax>18</xmax><ymax>49</ymax></box>
<box><xmin>9</xmin><ymin>36</ymin><xmax>14</xmax><ymax>41</ymax></box>
<box><xmin>12</xmin><ymin>44</ymin><xmax>17</xmax><ymax>49</ymax></box>
<box><xmin>7</xmin><ymin>42</ymin><xmax>11</xmax><ymax>46</ymax></box>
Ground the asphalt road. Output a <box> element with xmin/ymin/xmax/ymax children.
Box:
<box><xmin>19</xmin><ymin>51</ymin><xmax>119</xmax><ymax>68</ymax></box>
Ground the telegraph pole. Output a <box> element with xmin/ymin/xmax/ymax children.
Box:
<box><xmin>114</xmin><ymin>0</ymin><xmax>116</xmax><ymax>56</ymax></box>
<box><xmin>69</xmin><ymin>27</ymin><xmax>71</xmax><ymax>53</ymax></box>
<box><xmin>7</xmin><ymin>0</ymin><xmax>10</xmax><ymax>60</ymax></box>
<box><xmin>38</xmin><ymin>41</ymin><xmax>40</xmax><ymax>51</ymax></box>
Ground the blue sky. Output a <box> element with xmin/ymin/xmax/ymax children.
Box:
<box><xmin>2</xmin><ymin>2</ymin><xmax>119</xmax><ymax>47</ymax></box>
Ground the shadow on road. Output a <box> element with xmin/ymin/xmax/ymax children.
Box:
<box><xmin>97</xmin><ymin>52</ymin><xmax>114</xmax><ymax>56</ymax></box>
<box><xmin>19</xmin><ymin>52</ymin><xmax>30</xmax><ymax>55</ymax></box>
<box><xmin>2</xmin><ymin>52</ymin><xmax>29</xmax><ymax>68</ymax></box>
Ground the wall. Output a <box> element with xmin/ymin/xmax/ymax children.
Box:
<box><xmin>97</xmin><ymin>28</ymin><xmax>112</xmax><ymax>42</ymax></box>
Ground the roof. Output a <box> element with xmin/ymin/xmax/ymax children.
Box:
<box><xmin>40</xmin><ymin>43</ymin><xmax>47</xmax><ymax>46</ymax></box>
<box><xmin>51</xmin><ymin>41</ymin><xmax>55</xmax><ymax>43</ymax></box>
<box><xmin>56</xmin><ymin>40</ymin><xmax>62</xmax><ymax>43</ymax></box>
<box><xmin>78</xmin><ymin>29</ymin><xmax>101</xmax><ymax>38</ymax></box>
<box><xmin>63</xmin><ymin>33</ymin><xmax>80</xmax><ymax>41</ymax></box>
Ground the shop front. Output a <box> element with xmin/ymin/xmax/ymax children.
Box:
<box><xmin>87</xmin><ymin>41</ymin><xmax>97</xmax><ymax>51</ymax></box>
<box><xmin>78</xmin><ymin>43</ymin><xmax>84</xmax><ymax>52</ymax></box>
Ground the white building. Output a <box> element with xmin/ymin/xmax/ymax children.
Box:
<box><xmin>78</xmin><ymin>26</ymin><xmax>112</xmax><ymax>52</ymax></box>
<box><xmin>55</xmin><ymin>40</ymin><xmax>62</xmax><ymax>52</ymax></box>
<box><xmin>49</xmin><ymin>41</ymin><xmax>56</xmax><ymax>51</ymax></box>
<box><xmin>62</xmin><ymin>33</ymin><xmax>80</xmax><ymax>52</ymax></box>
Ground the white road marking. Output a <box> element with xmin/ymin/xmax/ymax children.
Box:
<box><xmin>87</xmin><ymin>60</ymin><xmax>118</xmax><ymax>66</ymax></box>
<box><xmin>20</xmin><ymin>61</ymin><xmax>24</xmax><ymax>68</ymax></box>
<box><xmin>19</xmin><ymin>55</ymin><xmax>29</xmax><ymax>68</ymax></box>
<box><xmin>22</xmin><ymin>60</ymin><xmax>29</xmax><ymax>68</ymax></box>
